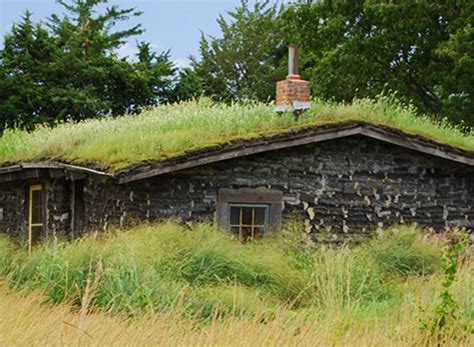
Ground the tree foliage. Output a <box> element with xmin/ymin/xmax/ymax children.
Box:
<box><xmin>0</xmin><ymin>0</ymin><xmax>175</xmax><ymax>130</ymax></box>
<box><xmin>284</xmin><ymin>0</ymin><xmax>474</xmax><ymax>126</ymax></box>
<box><xmin>191</xmin><ymin>0</ymin><xmax>287</xmax><ymax>102</ymax></box>
<box><xmin>2</xmin><ymin>0</ymin><xmax>473</xmax><ymax>128</ymax></box>
<box><xmin>170</xmin><ymin>67</ymin><xmax>204</xmax><ymax>103</ymax></box>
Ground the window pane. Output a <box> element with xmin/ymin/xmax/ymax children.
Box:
<box><xmin>241</xmin><ymin>207</ymin><xmax>252</xmax><ymax>225</ymax></box>
<box><xmin>240</xmin><ymin>226</ymin><xmax>252</xmax><ymax>241</ymax></box>
<box><xmin>228</xmin><ymin>204</ymin><xmax>269</xmax><ymax>240</ymax></box>
<box><xmin>230</xmin><ymin>206</ymin><xmax>240</xmax><ymax>225</ymax></box>
<box><xmin>31</xmin><ymin>226</ymin><xmax>42</xmax><ymax>245</ymax></box>
<box><xmin>254</xmin><ymin>207</ymin><xmax>266</xmax><ymax>225</ymax></box>
<box><xmin>254</xmin><ymin>227</ymin><xmax>264</xmax><ymax>239</ymax></box>
<box><xmin>31</xmin><ymin>189</ymin><xmax>43</xmax><ymax>224</ymax></box>
<box><xmin>230</xmin><ymin>226</ymin><xmax>240</xmax><ymax>236</ymax></box>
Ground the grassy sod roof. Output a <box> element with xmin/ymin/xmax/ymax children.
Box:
<box><xmin>0</xmin><ymin>97</ymin><xmax>473</xmax><ymax>174</ymax></box>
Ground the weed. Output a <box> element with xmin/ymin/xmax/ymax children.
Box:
<box><xmin>421</xmin><ymin>232</ymin><xmax>473</xmax><ymax>344</ymax></box>
<box><xmin>0</xmin><ymin>222</ymin><xmax>472</xmax><ymax>346</ymax></box>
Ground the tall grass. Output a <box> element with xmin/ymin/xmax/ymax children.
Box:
<box><xmin>0</xmin><ymin>222</ymin><xmax>472</xmax><ymax>346</ymax></box>
<box><xmin>368</xmin><ymin>227</ymin><xmax>443</xmax><ymax>277</ymax></box>
<box><xmin>0</xmin><ymin>222</ymin><xmax>451</xmax><ymax>318</ymax></box>
<box><xmin>0</xmin><ymin>97</ymin><xmax>472</xmax><ymax>171</ymax></box>
<box><xmin>0</xmin><ymin>235</ymin><xmax>16</xmax><ymax>277</ymax></box>
<box><xmin>0</xmin><ymin>276</ymin><xmax>472</xmax><ymax>346</ymax></box>
<box><xmin>5</xmin><ymin>223</ymin><xmax>311</xmax><ymax>317</ymax></box>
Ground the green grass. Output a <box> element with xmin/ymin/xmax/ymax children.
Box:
<box><xmin>0</xmin><ymin>222</ymin><xmax>448</xmax><ymax>318</ymax></box>
<box><xmin>1</xmin><ymin>222</ymin><xmax>472</xmax><ymax>345</ymax></box>
<box><xmin>0</xmin><ymin>96</ymin><xmax>472</xmax><ymax>173</ymax></box>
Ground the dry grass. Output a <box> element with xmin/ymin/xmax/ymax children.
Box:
<box><xmin>1</xmin><ymin>269</ymin><xmax>472</xmax><ymax>346</ymax></box>
<box><xmin>0</xmin><ymin>96</ymin><xmax>472</xmax><ymax>172</ymax></box>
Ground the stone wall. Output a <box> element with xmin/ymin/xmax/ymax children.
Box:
<box><xmin>0</xmin><ymin>181</ymin><xmax>26</xmax><ymax>238</ymax></box>
<box><xmin>81</xmin><ymin>136</ymin><xmax>474</xmax><ymax>241</ymax></box>
<box><xmin>0</xmin><ymin>179</ymin><xmax>72</xmax><ymax>240</ymax></box>
<box><xmin>47</xmin><ymin>180</ymin><xmax>72</xmax><ymax>237</ymax></box>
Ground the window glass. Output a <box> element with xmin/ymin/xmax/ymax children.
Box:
<box><xmin>242</xmin><ymin>207</ymin><xmax>252</xmax><ymax>225</ymax></box>
<box><xmin>228</xmin><ymin>204</ymin><xmax>268</xmax><ymax>241</ymax></box>
<box><xmin>255</xmin><ymin>207</ymin><xmax>266</xmax><ymax>225</ymax></box>
<box><xmin>31</xmin><ymin>226</ymin><xmax>42</xmax><ymax>245</ymax></box>
<box><xmin>230</xmin><ymin>206</ymin><xmax>240</xmax><ymax>225</ymax></box>
<box><xmin>241</xmin><ymin>226</ymin><xmax>252</xmax><ymax>240</ymax></box>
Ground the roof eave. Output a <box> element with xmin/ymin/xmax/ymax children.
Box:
<box><xmin>0</xmin><ymin>162</ymin><xmax>111</xmax><ymax>184</ymax></box>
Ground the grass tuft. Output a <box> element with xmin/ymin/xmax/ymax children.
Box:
<box><xmin>367</xmin><ymin>226</ymin><xmax>443</xmax><ymax>277</ymax></box>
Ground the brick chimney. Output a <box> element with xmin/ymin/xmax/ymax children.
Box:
<box><xmin>275</xmin><ymin>45</ymin><xmax>311</xmax><ymax>112</ymax></box>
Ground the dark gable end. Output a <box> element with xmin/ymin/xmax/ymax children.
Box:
<box><xmin>117</xmin><ymin>122</ymin><xmax>474</xmax><ymax>184</ymax></box>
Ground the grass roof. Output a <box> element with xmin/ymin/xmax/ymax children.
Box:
<box><xmin>0</xmin><ymin>96</ymin><xmax>472</xmax><ymax>173</ymax></box>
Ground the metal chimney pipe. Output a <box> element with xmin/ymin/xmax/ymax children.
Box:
<box><xmin>288</xmin><ymin>45</ymin><xmax>299</xmax><ymax>76</ymax></box>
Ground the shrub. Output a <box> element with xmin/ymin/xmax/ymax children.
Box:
<box><xmin>0</xmin><ymin>222</ymin><xmax>456</xmax><ymax>322</ymax></box>
<box><xmin>154</xmin><ymin>223</ymin><xmax>309</xmax><ymax>303</ymax></box>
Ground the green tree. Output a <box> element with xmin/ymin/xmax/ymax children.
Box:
<box><xmin>0</xmin><ymin>12</ymin><xmax>58</xmax><ymax>128</ymax></box>
<box><xmin>106</xmin><ymin>42</ymin><xmax>176</xmax><ymax>114</ymax></box>
<box><xmin>0</xmin><ymin>0</ymin><xmax>175</xmax><ymax>130</ymax></box>
<box><xmin>284</xmin><ymin>0</ymin><xmax>474</xmax><ymax>126</ymax></box>
<box><xmin>170</xmin><ymin>67</ymin><xmax>204</xmax><ymax>102</ymax></box>
<box><xmin>192</xmin><ymin>0</ymin><xmax>287</xmax><ymax>102</ymax></box>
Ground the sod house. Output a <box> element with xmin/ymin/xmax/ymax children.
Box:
<box><xmin>0</xmin><ymin>48</ymin><xmax>473</xmax><ymax>248</ymax></box>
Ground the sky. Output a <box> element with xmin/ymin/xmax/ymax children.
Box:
<box><xmin>0</xmin><ymin>0</ymin><xmax>285</xmax><ymax>68</ymax></box>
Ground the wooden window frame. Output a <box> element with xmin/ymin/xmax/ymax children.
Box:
<box><xmin>28</xmin><ymin>184</ymin><xmax>45</xmax><ymax>253</ymax></box>
<box><xmin>217</xmin><ymin>188</ymin><xmax>283</xmax><ymax>236</ymax></box>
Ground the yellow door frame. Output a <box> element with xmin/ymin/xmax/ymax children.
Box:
<box><xmin>28</xmin><ymin>184</ymin><xmax>43</xmax><ymax>254</ymax></box>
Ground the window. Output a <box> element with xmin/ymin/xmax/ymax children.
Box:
<box><xmin>28</xmin><ymin>184</ymin><xmax>45</xmax><ymax>252</ymax></box>
<box><xmin>229</xmin><ymin>204</ymin><xmax>268</xmax><ymax>240</ymax></box>
<box><xmin>217</xmin><ymin>188</ymin><xmax>283</xmax><ymax>240</ymax></box>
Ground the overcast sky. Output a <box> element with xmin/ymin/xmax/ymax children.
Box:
<box><xmin>0</xmin><ymin>0</ymin><xmax>287</xmax><ymax>68</ymax></box>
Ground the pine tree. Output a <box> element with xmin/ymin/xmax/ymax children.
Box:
<box><xmin>0</xmin><ymin>12</ymin><xmax>57</xmax><ymax>128</ymax></box>
<box><xmin>0</xmin><ymin>0</ymin><xmax>175</xmax><ymax>130</ymax></box>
